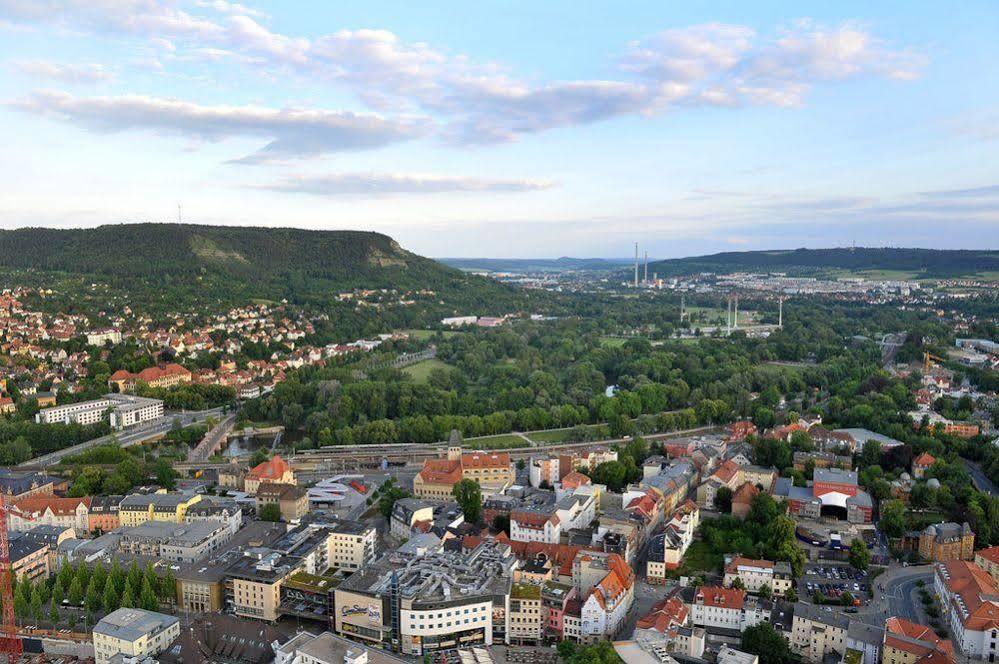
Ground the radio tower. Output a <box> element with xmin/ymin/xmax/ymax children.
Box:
<box><xmin>0</xmin><ymin>495</ymin><xmax>22</xmax><ymax>663</ymax></box>
<box><xmin>633</xmin><ymin>243</ymin><xmax>639</xmax><ymax>287</ymax></box>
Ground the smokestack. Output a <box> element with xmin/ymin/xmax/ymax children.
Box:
<box><xmin>634</xmin><ymin>243</ymin><xmax>639</xmax><ymax>287</ymax></box>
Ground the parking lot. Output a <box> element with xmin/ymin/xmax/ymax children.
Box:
<box><xmin>801</xmin><ymin>563</ymin><xmax>870</xmax><ymax>607</ymax></box>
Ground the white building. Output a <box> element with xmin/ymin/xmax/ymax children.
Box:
<box><xmin>510</xmin><ymin>510</ymin><xmax>561</xmax><ymax>544</ymax></box>
<box><xmin>723</xmin><ymin>557</ymin><xmax>793</xmax><ymax>596</ymax></box>
<box><xmin>935</xmin><ymin>560</ymin><xmax>999</xmax><ymax>659</ymax></box>
<box><xmin>555</xmin><ymin>493</ymin><xmax>596</xmax><ymax>532</ymax></box>
<box><xmin>92</xmin><ymin>608</ymin><xmax>180</xmax><ymax>664</ymax></box>
<box><xmin>86</xmin><ymin>329</ymin><xmax>123</xmax><ymax>346</ymax></box>
<box><xmin>576</xmin><ymin>552</ymin><xmax>635</xmax><ymax>643</ymax></box>
<box><xmin>35</xmin><ymin>394</ymin><xmax>163</xmax><ymax>429</ymax></box>
<box><xmin>325</xmin><ymin>521</ymin><xmax>378</xmax><ymax>572</ymax></box>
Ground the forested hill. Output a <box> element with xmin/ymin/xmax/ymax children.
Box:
<box><xmin>647</xmin><ymin>247</ymin><xmax>999</xmax><ymax>278</ymax></box>
<box><xmin>0</xmin><ymin>223</ymin><xmax>520</xmax><ymax>312</ymax></box>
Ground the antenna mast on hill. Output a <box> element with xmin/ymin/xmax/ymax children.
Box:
<box><xmin>178</xmin><ymin>203</ymin><xmax>182</xmax><ymax>224</ymax></box>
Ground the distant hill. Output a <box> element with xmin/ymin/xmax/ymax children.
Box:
<box><xmin>0</xmin><ymin>223</ymin><xmax>518</xmax><ymax>311</ymax></box>
<box><xmin>440</xmin><ymin>257</ymin><xmax>630</xmax><ymax>273</ymax></box>
<box><xmin>646</xmin><ymin>247</ymin><xmax>999</xmax><ymax>278</ymax></box>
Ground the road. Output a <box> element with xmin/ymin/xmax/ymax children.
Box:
<box><xmin>857</xmin><ymin>565</ymin><xmax>934</xmax><ymax>626</ymax></box>
<box><xmin>963</xmin><ymin>459</ymin><xmax>996</xmax><ymax>496</ymax></box>
<box><xmin>19</xmin><ymin>406</ymin><xmax>225</xmax><ymax>467</ymax></box>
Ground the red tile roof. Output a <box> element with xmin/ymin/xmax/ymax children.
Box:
<box><xmin>418</xmin><ymin>458</ymin><xmax>462</xmax><ymax>484</ymax></box>
<box><xmin>461</xmin><ymin>451</ymin><xmax>510</xmax><ymax>469</ymax></box>
<box><xmin>637</xmin><ymin>596</ymin><xmax>688</xmax><ymax>633</ymax></box>
<box><xmin>561</xmin><ymin>471</ymin><xmax>590</xmax><ymax>490</ymax></box>
<box><xmin>885</xmin><ymin>616</ymin><xmax>954</xmax><ymax>660</ymax></box>
<box><xmin>695</xmin><ymin>585</ymin><xmax>746</xmax><ymax>610</ymax></box>
<box><xmin>247</xmin><ymin>454</ymin><xmax>290</xmax><ymax>481</ymax></box>
<box><xmin>914</xmin><ymin>452</ymin><xmax>936</xmax><ymax>467</ymax></box>
<box><xmin>14</xmin><ymin>495</ymin><xmax>90</xmax><ymax>517</ymax></box>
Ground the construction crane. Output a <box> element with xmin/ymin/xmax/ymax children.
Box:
<box><xmin>0</xmin><ymin>494</ymin><xmax>37</xmax><ymax>663</ymax></box>
<box><xmin>923</xmin><ymin>351</ymin><xmax>946</xmax><ymax>374</ymax></box>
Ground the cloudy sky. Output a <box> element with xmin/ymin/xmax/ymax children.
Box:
<box><xmin>1</xmin><ymin>1</ymin><xmax>997</xmax><ymax>258</ymax></box>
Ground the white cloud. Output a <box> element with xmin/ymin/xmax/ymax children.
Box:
<box><xmin>12</xmin><ymin>59</ymin><xmax>112</xmax><ymax>84</ymax></box>
<box><xmin>254</xmin><ymin>172</ymin><xmax>554</xmax><ymax>196</ymax></box>
<box><xmin>0</xmin><ymin>3</ymin><xmax>927</xmax><ymax>146</ymax></box>
<box><xmin>9</xmin><ymin>90</ymin><xmax>430</xmax><ymax>162</ymax></box>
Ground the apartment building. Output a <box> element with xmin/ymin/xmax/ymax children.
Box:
<box><xmin>118</xmin><ymin>491</ymin><xmax>203</xmax><ymax>527</ymax></box>
<box><xmin>789</xmin><ymin>602</ymin><xmax>849</xmax><ymax>661</ymax></box>
<box><xmin>256</xmin><ymin>483</ymin><xmax>309</xmax><ymax>521</ymax></box>
<box><xmin>8</xmin><ymin>495</ymin><xmax>90</xmax><ymax>536</ymax></box>
<box><xmin>723</xmin><ymin>557</ymin><xmax>793</xmax><ymax>596</ymax></box>
<box><xmin>509</xmin><ymin>583</ymin><xmax>544</xmax><ymax>644</ymax></box>
<box><xmin>88</xmin><ymin>495</ymin><xmax>123</xmax><ymax>533</ymax></box>
<box><xmin>35</xmin><ymin>394</ymin><xmax>163</xmax><ymax>429</ymax></box>
<box><xmin>934</xmin><ymin>560</ymin><xmax>999</xmax><ymax>659</ymax></box>
<box><xmin>118</xmin><ymin>520</ymin><xmax>233</xmax><ymax>563</ymax></box>
<box><xmin>576</xmin><ymin>552</ymin><xmax>635</xmax><ymax>643</ymax></box>
<box><xmin>646</xmin><ymin>500</ymin><xmax>699</xmax><ymax>584</ymax></box>
<box><xmin>93</xmin><ymin>608</ymin><xmax>180</xmax><ymax>664</ymax></box>
<box><xmin>688</xmin><ymin>586</ymin><xmax>747</xmax><ymax>631</ymax></box>
<box><xmin>882</xmin><ymin>616</ymin><xmax>955</xmax><ymax>664</ymax></box>
<box><xmin>325</xmin><ymin>520</ymin><xmax>377</xmax><ymax>572</ymax></box>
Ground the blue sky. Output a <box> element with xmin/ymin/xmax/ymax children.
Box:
<box><xmin>1</xmin><ymin>1</ymin><xmax>997</xmax><ymax>258</ymax></box>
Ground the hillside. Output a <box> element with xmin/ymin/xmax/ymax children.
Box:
<box><xmin>0</xmin><ymin>223</ymin><xmax>521</xmax><ymax>314</ymax></box>
<box><xmin>646</xmin><ymin>247</ymin><xmax>999</xmax><ymax>278</ymax></box>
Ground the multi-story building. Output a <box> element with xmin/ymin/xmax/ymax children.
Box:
<box><xmin>576</xmin><ymin>551</ymin><xmax>635</xmax><ymax>643</ymax></box>
<box><xmin>974</xmin><ymin>547</ymin><xmax>999</xmax><ymax>584</ymax></box>
<box><xmin>529</xmin><ymin>457</ymin><xmax>561</xmax><ymax>488</ymax></box>
<box><xmin>688</xmin><ymin>586</ymin><xmax>747</xmax><ymax>631</ymax></box>
<box><xmin>17</xmin><ymin>524</ymin><xmax>74</xmax><ymax>573</ymax></box>
<box><xmin>846</xmin><ymin>620</ymin><xmax>884</xmax><ymax>664</ymax></box>
<box><xmin>86</xmin><ymin>328</ymin><xmax>123</xmax><ymax>346</ymax></box>
<box><xmin>882</xmin><ymin>616</ymin><xmax>954</xmax><ymax>664</ymax></box>
<box><xmin>0</xmin><ymin>469</ymin><xmax>63</xmax><ymax>501</ymax></box>
<box><xmin>509</xmin><ymin>583</ymin><xmax>544</xmax><ymax>644</ymax></box>
<box><xmin>256</xmin><ymin>483</ymin><xmax>309</xmax><ymax>522</ymax></box>
<box><xmin>274</xmin><ymin>630</ymin><xmax>405</xmax><ymax>664</ymax></box>
<box><xmin>108</xmin><ymin>363</ymin><xmax>191</xmax><ymax>392</ymax></box>
<box><xmin>183</xmin><ymin>498</ymin><xmax>242</xmax><ymax>537</ymax></box>
<box><xmin>244</xmin><ymin>454</ymin><xmax>296</xmax><ymax>495</ymax></box>
<box><xmin>88</xmin><ymin>495</ymin><xmax>123</xmax><ymax>534</ymax></box>
<box><xmin>35</xmin><ymin>394</ymin><xmax>163</xmax><ymax>429</ymax></box>
<box><xmin>413</xmin><ymin>445</ymin><xmax>514</xmax><ymax>500</ymax></box>
<box><xmin>8</xmin><ymin>495</ymin><xmax>90</xmax><ymax>536</ymax></box>
<box><xmin>334</xmin><ymin>540</ymin><xmax>516</xmax><ymax>656</ymax></box>
<box><xmin>389</xmin><ymin>498</ymin><xmax>436</xmax><ymax>539</ymax></box>
<box><xmin>934</xmin><ymin>560</ymin><xmax>999</xmax><ymax>659</ymax></box>
<box><xmin>646</xmin><ymin>501</ymin><xmax>699</xmax><ymax>583</ymax></box>
<box><xmin>723</xmin><ymin>557</ymin><xmax>793</xmax><ymax>596</ymax></box>
<box><xmin>8</xmin><ymin>534</ymin><xmax>49</xmax><ymax>582</ymax></box>
<box><xmin>92</xmin><ymin>608</ymin><xmax>180</xmax><ymax>664</ymax></box>
<box><xmin>789</xmin><ymin>601</ymin><xmax>849</xmax><ymax>661</ymax></box>
<box><xmin>510</xmin><ymin>510</ymin><xmax>561</xmax><ymax>544</ymax></box>
<box><xmin>118</xmin><ymin>520</ymin><xmax>233</xmax><ymax>563</ymax></box>
<box><xmin>919</xmin><ymin>522</ymin><xmax>975</xmax><ymax>562</ymax></box>
<box><xmin>118</xmin><ymin>491</ymin><xmax>202</xmax><ymax>527</ymax></box>
<box><xmin>325</xmin><ymin>520</ymin><xmax>377</xmax><ymax>572</ymax></box>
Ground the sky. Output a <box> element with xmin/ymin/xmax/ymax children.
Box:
<box><xmin>1</xmin><ymin>1</ymin><xmax>997</xmax><ymax>259</ymax></box>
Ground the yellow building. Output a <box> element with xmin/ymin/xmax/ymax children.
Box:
<box><xmin>974</xmin><ymin>546</ymin><xmax>999</xmax><ymax>584</ymax></box>
<box><xmin>918</xmin><ymin>522</ymin><xmax>974</xmax><ymax>562</ymax></box>
<box><xmin>508</xmin><ymin>583</ymin><xmax>544</xmax><ymax>644</ymax></box>
<box><xmin>118</xmin><ymin>491</ymin><xmax>202</xmax><ymax>527</ymax></box>
<box><xmin>93</xmin><ymin>608</ymin><xmax>180</xmax><ymax>664</ymax></box>
<box><xmin>412</xmin><ymin>446</ymin><xmax>513</xmax><ymax>500</ymax></box>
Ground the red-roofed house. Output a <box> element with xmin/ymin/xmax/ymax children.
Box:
<box><xmin>510</xmin><ymin>510</ymin><xmax>561</xmax><ymax>544</ymax></box>
<box><xmin>244</xmin><ymin>454</ymin><xmax>294</xmax><ymax>494</ymax></box>
<box><xmin>913</xmin><ymin>453</ymin><xmax>936</xmax><ymax>479</ymax></box>
<box><xmin>730</xmin><ymin>482</ymin><xmax>760</xmax><ymax>519</ymax></box>
<box><xmin>109</xmin><ymin>363</ymin><xmax>191</xmax><ymax>392</ymax></box>
<box><xmin>690</xmin><ymin>586</ymin><xmax>746</xmax><ymax>630</ymax></box>
<box><xmin>9</xmin><ymin>495</ymin><xmax>91</xmax><ymax>535</ymax></box>
<box><xmin>934</xmin><ymin>561</ymin><xmax>999</xmax><ymax>659</ymax></box>
<box><xmin>413</xmin><ymin>445</ymin><xmax>514</xmax><ymax>500</ymax></box>
<box><xmin>884</xmin><ymin>616</ymin><xmax>955</xmax><ymax>664</ymax></box>
<box><xmin>577</xmin><ymin>552</ymin><xmax>635</xmax><ymax>642</ymax></box>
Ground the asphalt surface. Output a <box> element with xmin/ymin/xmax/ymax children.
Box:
<box><xmin>963</xmin><ymin>459</ymin><xmax>996</xmax><ymax>496</ymax></box>
<box><xmin>857</xmin><ymin>565</ymin><xmax>934</xmax><ymax>626</ymax></box>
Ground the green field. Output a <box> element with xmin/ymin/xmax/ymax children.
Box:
<box><xmin>599</xmin><ymin>336</ymin><xmax>630</xmax><ymax>348</ymax></box>
<box><xmin>464</xmin><ymin>433</ymin><xmax>531</xmax><ymax>449</ymax></box>
<box><xmin>402</xmin><ymin>358</ymin><xmax>450</xmax><ymax>383</ymax></box>
<box><xmin>528</xmin><ymin>423</ymin><xmax>610</xmax><ymax>443</ymax></box>
<box><xmin>403</xmin><ymin>329</ymin><xmax>462</xmax><ymax>341</ymax></box>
